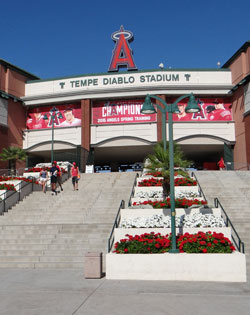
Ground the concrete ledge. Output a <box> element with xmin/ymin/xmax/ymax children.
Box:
<box><xmin>106</xmin><ymin>251</ymin><xmax>247</xmax><ymax>282</ymax></box>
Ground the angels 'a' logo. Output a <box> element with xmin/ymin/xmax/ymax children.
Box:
<box><xmin>108</xmin><ymin>25</ymin><xmax>137</xmax><ymax>72</ymax></box>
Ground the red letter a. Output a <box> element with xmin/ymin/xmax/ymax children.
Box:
<box><xmin>109</xmin><ymin>26</ymin><xmax>137</xmax><ymax>72</ymax></box>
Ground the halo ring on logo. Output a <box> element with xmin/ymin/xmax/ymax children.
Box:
<box><xmin>112</xmin><ymin>30</ymin><xmax>133</xmax><ymax>41</ymax></box>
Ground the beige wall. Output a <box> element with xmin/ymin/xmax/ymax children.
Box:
<box><xmin>91</xmin><ymin>123</ymin><xmax>157</xmax><ymax>145</ymax></box>
<box><xmin>23</xmin><ymin>127</ymin><xmax>81</xmax><ymax>150</ymax></box>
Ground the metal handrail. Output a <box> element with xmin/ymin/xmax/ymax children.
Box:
<box><xmin>191</xmin><ymin>172</ymin><xmax>207</xmax><ymax>201</ymax></box>
<box><xmin>0</xmin><ymin>180</ymin><xmax>33</xmax><ymax>214</ymax></box>
<box><xmin>214</xmin><ymin>198</ymin><xmax>245</xmax><ymax>253</ymax></box>
<box><xmin>107</xmin><ymin>200</ymin><xmax>125</xmax><ymax>253</ymax></box>
<box><xmin>128</xmin><ymin>173</ymin><xmax>139</xmax><ymax>207</ymax></box>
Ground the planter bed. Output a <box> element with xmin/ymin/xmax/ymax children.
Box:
<box><xmin>131</xmin><ymin>196</ymin><xmax>204</xmax><ymax>204</ymax></box>
<box><xmin>0</xmin><ymin>180</ymin><xmax>22</xmax><ymax>192</ymax></box>
<box><xmin>134</xmin><ymin>186</ymin><xmax>199</xmax><ymax>194</ymax></box>
<box><xmin>106</xmin><ymin>251</ymin><xmax>246</xmax><ymax>282</ymax></box>
<box><xmin>121</xmin><ymin>208</ymin><xmax>222</xmax><ymax>219</ymax></box>
<box><xmin>114</xmin><ymin>227</ymin><xmax>232</xmax><ymax>244</ymax></box>
<box><xmin>23</xmin><ymin>172</ymin><xmax>40</xmax><ymax>179</ymax></box>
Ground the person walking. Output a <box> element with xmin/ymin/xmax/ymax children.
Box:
<box><xmin>39</xmin><ymin>166</ymin><xmax>48</xmax><ymax>193</ymax></box>
<box><xmin>218</xmin><ymin>157</ymin><xmax>226</xmax><ymax>170</ymax></box>
<box><xmin>50</xmin><ymin>162</ymin><xmax>58</xmax><ymax>195</ymax></box>
<box><xmin>54</xmin><ymin>161</ymin><xmax>63</xmax><ymax>191</ymax></box>
<box><xmin>71</xmin><ymin>162</ymin><xmax>80</xmax><ymax>191</ymax></box>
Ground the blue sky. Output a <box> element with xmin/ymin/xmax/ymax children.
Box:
<box><xmin>1</xmin><ymin>0</ymin><xmax>249</xmax><ymax>79</ymax></box>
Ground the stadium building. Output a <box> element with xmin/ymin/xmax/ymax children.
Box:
<box><xmin>0</xmin><ymin>27</ymin><xmax>250</xmax><ymax>172</ymax></box>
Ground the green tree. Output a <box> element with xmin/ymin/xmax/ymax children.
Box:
<box><xmin>0</xmin><ymin>146</ymin><xmax>26</xmax><ymax>175</ymax></box>
<box><xmin>145</xmin><ymin>141</ymin><xmax>191</xmax><ymax>199</ymax></box>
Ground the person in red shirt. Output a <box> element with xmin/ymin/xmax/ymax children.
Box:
<box><xmin>218</xmin><ymin>157</ymin><xmax>226</xmax><ymax>170</ymax></box>
<box><xmin>71</xmin><ymin>162</ymin><xmax>80</xmax><ymax>191</ymax></box>
<box><xmin>54</xmin><ymin>161</ymin><xmax>63</xmax><ymax>191</ymax></box>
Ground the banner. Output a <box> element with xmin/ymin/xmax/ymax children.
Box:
<box><xmin>26</xmin><ymin>104</ymin><xmax>81</xmax><ymax>130</ymax></box>
<box><xmin>92</xmin><ymin>100</ymin><xmax>157</xmax><ymax>124</ymax></box>
<box><xmin>171</xmin><ymin>98</ymin><xmax>232</xmax><ymax>121</ymax></box>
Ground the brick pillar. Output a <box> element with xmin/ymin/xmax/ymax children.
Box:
<box><xmin>81</xmin><ymin>99</ymin><xmax>91</xmax><ymax>151</ymax></box>
<box><xmin>156</xmin><ymin>95</ymin><xmax>166</xmax><ymax>142</ymax></box>
<box><xmin>81</xmin><ymin>99</ymin><xmax>91</xmax><ymax>171</ymax></box>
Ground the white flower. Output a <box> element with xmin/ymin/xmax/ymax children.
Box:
<box><xmin>120</xmin><ymin>213</ymin><xmax>225</xmax><ymax>228</ymax></box>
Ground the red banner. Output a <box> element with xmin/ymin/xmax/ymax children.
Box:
<box><xmin>26</xmin><ymin>104</ymin><xmax>81</xmax><ymax>130</ymax></box>
<box><xmin>172</xmin><ymin>98</ymin><xmax>232</xmax><ymax>121</ymax></box>
<box><xmin>92</xmin><ymin>100</ymin><xmax>157</xmax><ymax>124</ymax></box>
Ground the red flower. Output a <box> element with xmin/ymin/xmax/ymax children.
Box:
<box><xmin>202</xmin><ymin>248</ymin><xmax>208</xmax><ymax>253</ymax></box>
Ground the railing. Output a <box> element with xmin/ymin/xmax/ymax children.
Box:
<box><xmin>191</xmin><ymin>172</ymin><xmax>207</xmax><ymax>202</ymax></box>
<box><xmin>0</xmin><ymin>173</ymin><xmax>70</xmax><ymax>215</ymax></box>
<box><xmin>128</xmin><ymin>173</ymin><xmax>139</xmax><ymax>207</ymax></box>
<box><xmin>0</xmin><ymin>180</ymin><xmax>34</xmax><ymax>215</ymax></box>
<box><xmin>107</xmin><ymin>200</ymin><xmax>125</xmax><ymax>253</ymax></box>
<box><xmin>214</xmin><ymin>198</ymin><xmax>245</xmax><ymax>253</ymax></box>
<box><xmin>0</xmin><ymin>168</ymin><xmax>26</xmax><ymax>177</ymax></box>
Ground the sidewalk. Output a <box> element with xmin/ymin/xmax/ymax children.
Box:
<box><xmin>0</xmin><ymin>269</ymin><xmax>249</xmax><ymax>315</ymax></box>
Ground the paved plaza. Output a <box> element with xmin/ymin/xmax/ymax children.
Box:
<box><xmin>0</xmin><ymin>269</ymin><xmax>249</xmax><ymax>315</ymax></box>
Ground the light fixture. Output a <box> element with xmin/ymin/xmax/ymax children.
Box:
<box><xmin>141</xmin><ymin>95</ymin><xmax>157</xmax><ymax>114</ymax></box>
<box><xmin>185</xmin><ymin>94</ymin><xmax>200</xmax><ymax>113</ymax></box>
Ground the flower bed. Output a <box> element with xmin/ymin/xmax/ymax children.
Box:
<box><xmin>120</xmin><ymin>213</ymin><xmax>226</xmax><ymax>228</ymax></box>
<box><xmin>114</xmin><ymin>232</ymin><xmax>235</xmax><ymax>254</ymax></box>
<box><xmin>133</xmin><ymin>197</ymin><xmax>207</xmax><ymax>208</ymax></box>
<box><xmin>134</xmin><ymin>190</ymin><xmax>200</xmax><ymax>200</ymax></box>
<box><xmin>146</xmin><ymin>170</ymin><xmax>190</xmax><ymax>178</ymax></box>
<box><xmin>138</xmin><ymin>177</ymin><xmax>197</xmax><ymax>187</ymax></box>
<box><xmin>138</xmin><ymin>178</ymin><xmax>162</xmax><ymax>186</ymax></box>
<box><xmin>174</xmin><ymin>177</ymin><xmax>197</xmax><ymax>186</ymax></box>
<box><xmin>0</xmin><ymin>176</ymin><xmax>37</xmax><ymax>184</ymax></box>
<box><xmin>27</xmin><ymin>167</ymin><xmax>67</xmax><ymax>174</ymax></box>
<box><xmin>0</xmin><ymin>183</ymin><xmax>16</xmax><ymax>191</ymax></box>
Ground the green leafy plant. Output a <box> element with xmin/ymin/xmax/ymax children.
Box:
<box><xmin>145</xmin><ymin>141</ymin><xmax>191</xmax><ymax>198</ymax></box>
<box><xmin>0</xmin><ymin>146</ymin><xmax>26</xmax><ymax>175</ymax></box>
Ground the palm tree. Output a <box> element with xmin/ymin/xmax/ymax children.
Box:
<box><xmin>145</xmin><ymin>141</ymin><xmax>191</xmax><ymax>199</ymax></box>
<box><xmin>0</xmin><ymin>146</ymin><xmax>27</xmax><ymax>175</ymax></box>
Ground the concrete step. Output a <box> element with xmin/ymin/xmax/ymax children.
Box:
<box><xmin>0</xmin><ymin>172</ymin><xmax>135</xmax><ymax>268</ymax></box>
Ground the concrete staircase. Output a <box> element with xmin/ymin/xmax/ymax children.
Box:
<box><xmin>0</xmin><ymin>172</ymin><xmax>136</xmax><ymax>268</ymax></box>
<box><xmin>195</xmin><ymin>171</ymin><xmax>250</xmax><ymax>274</ymax></box>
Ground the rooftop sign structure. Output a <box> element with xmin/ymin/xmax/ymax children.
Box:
<box><xmin>108</xmin><ymin>25</ymin><xmax>137</xmax><ymax>72</ymax></box>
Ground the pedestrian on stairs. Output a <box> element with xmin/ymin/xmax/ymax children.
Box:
<box><xmin>54</xmin><ymin>161</ymin><xmax>63</xmax><ymax>191</ymax></box>
<box><xmin>71</xmin><ymin>162</ymin><xmax>80</xmax><ymax>191</ymax></box>
<box><xmin>218</xmin><ymin>157</ymin><xmax>226</xmax><ymax>170</ymax></box>
<box><xmin>39</xmin><ymin>166</ymin><xmax>48</xmax><ymax>193</ymax></box>
<box><xmin>50</xmin><ymin>162</ymin><xmax>58</xmax><ymax>195</ymax></box>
